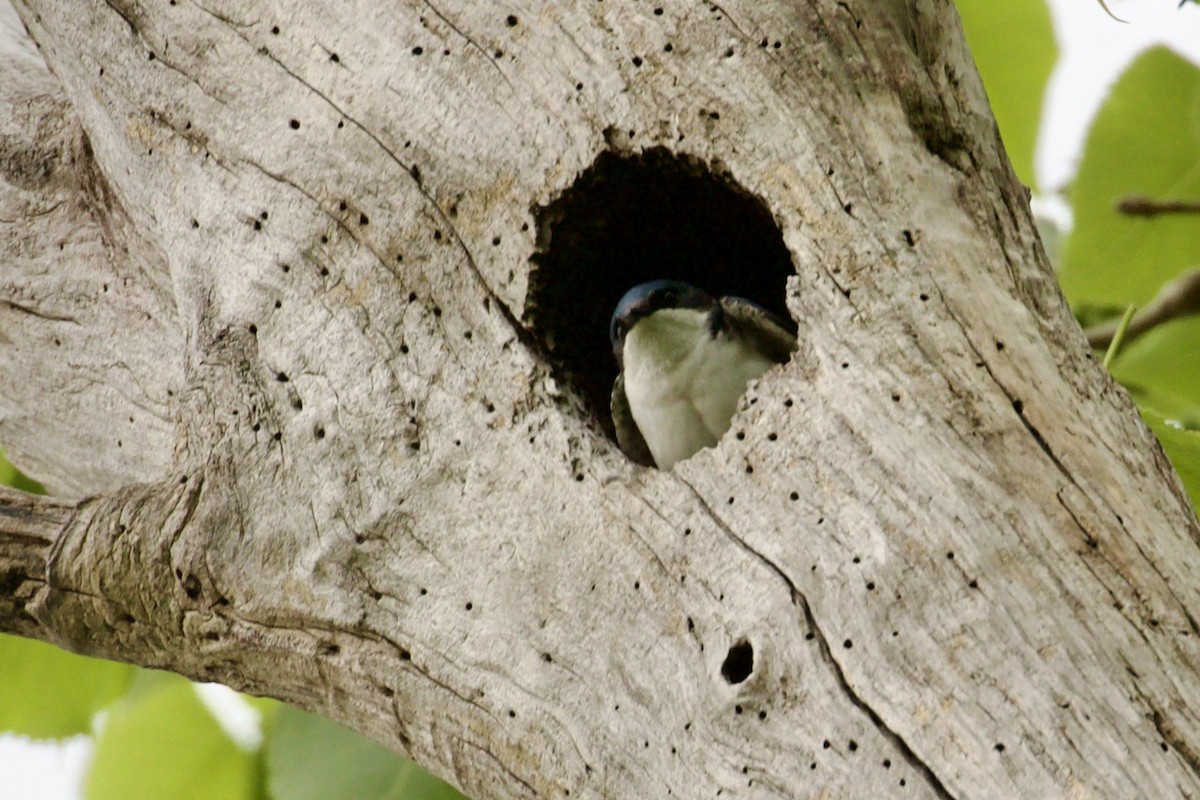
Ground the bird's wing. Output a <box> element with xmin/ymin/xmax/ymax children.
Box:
<box><xmin>611</xmin><ymin>372</ymin><xmax>657</xmax><ymax>467</ymax></box>
<box><xmin>719</xmin><ymin>296</ymin><xmax>798</xmax><ymax>364</ymax></box>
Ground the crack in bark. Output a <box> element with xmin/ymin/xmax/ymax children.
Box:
<box><xmin>99</xmin><ymin>0</ymin><xmax>142</xmax><ymax>37</ymax></box>
<box><xmin>1056</xmin><ymin>488</ymin><xmax>1099</xmax><ymax>549</ymax></box>
<box><xmin>95</xmin><ymin>0</ymin><xmax>226</xmax><ymax>104</ymax></box>
<box><xmin>1119</xmin><ymin>521</ymin><xmax>1200</xmax><ymax>640</ymax></box>
<box><xmin>938</xmin><ymin>297</ymin><xmax>1075</xmax><ymax>486</ymax></box>
<box><xmin>1010</xmin><ymin>401</ymin><xmax>1068</xmax><ymax>475</ymax></box>
<box><xmin>835</xmin><ymin>1</ymin><xmax>862</xmax><ymax>30</ymax></box>
<box><xmin>0</xmin><ymin>199</ymin><xmax>66</xmax><ymax>224</ymax></box>
<box><xmin>168</xmin><ymin>474</ymin><xmax>206</xmax><ymax>549</ymax></box>
<box><xmin>457</xmin><ymin>736</ymin><xmax>540</xmax><ymax>799</ymax></box>
<box><xmin>193</xmin><ymin>2</ymin><xmax>257</xmax><ymax>29</ymax></box>
<box><xmin>1154</xmin><ymin>708</ymin><xmax>1200</xmax><ymax>782</ymax></box>
<box><xmin>104</xmin><ymin>360</ymin><xmax>175</xmax><ymax>422</ymax></box>
<box><xmin>1124</xmin><ymin>670</ymin><xmax>1200</xmax><ymax>782</ymax></box>
<box><xmin>419</xmin><ymin>0</ymin><xmax>513</xmax><ymax>89</ymax></box>
<box><xmin>705</xmin><ymin>1</ymin><xmax>752</xmax><ymax>41</ymax></box>
<box><xmin>624</xmin><ymin>491</ymin><xmax>678</xmax><ymax>580</ymax></box>
<box><xmin>152</xmin><ymin>50</ymin><xmax>230</xmax><ymax>107</ymax></box>
<box><xmin>676</xmin><ymin>479</ymin><xmax>958</xmax><ymax>800</ymax></box>
<box><xmin>0</xmin><ymin>298</ymin><xmax>80</xmax><ymax>324</ymax></box>
<box><xmin>244</xmin><ymin>158</ymin><xmax>387</xmax><ymax>267</ymax></box>
<box><xmin>991</xmin><ymin>195</ymin><xmax>1024</xmax><ymax>290</ymax></box>
<box><xmin>795</xmin><ymin>591</ymin><xmax>958</xmax><ymax>800</ymax></box>
<box><xmin>391</xmin><ymin>641</ymin><xmax>499</xmax><ymax>723</ymax></box>
<box><xmin>1060</xmin><ymin>453</ymin><xmax>1200</xmax><ymax>641</ymax></box>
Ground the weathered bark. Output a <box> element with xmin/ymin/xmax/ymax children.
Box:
<box><xmin>2</xmin><ymin>0</ymin><xmax>1199</xmax><ymax>798</ymax></box>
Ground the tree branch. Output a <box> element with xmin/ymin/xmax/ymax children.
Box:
<box><xmin>1085</xmin><ymin>267</ymin><xmax>1200</xmax><ymax>349</ymax></box>
<box><xmin>3</xmin><ymin>0</ymin><xmax>1200</xmax><ymax>798</ymax></box>
<box><xmin>0</xmin><ymin>486</ymin><xmax>71</xmax><ymax>640</ymax></box>
<box><xmin>1117</xmin><ymin>195</ymin><xmax>1200</xmax><ymax>218</ymax></box>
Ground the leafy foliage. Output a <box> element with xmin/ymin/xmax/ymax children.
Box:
<box><xmin>1141</xmin><ymin>408</ymin><xmax>1200</xmax><ymax>501</ymax></box>
<box><xmin>84</xmin><ymin>674</ymin><xmax>259</xmax><ymax>800</ymax></box>
<box><xmin>0</xmin><ymin>635</ymin><xmax>132</xmax><ymax>740</ymax></box>
<box><xmin>1111</xmin><ymin>317</ymin><xmax>1200</xmax><ymax>429</ymax></box>
<box><xmin>265</xmin><ymin>707</ymin><xmax>466</xmax><ymax>800</ymax></box>
<box><xmin>1058</xmin><ymin>48</ymin><xmax>1200</xmax><ymax>307</ymax></box>
<box><xmin>1051</xmin><ymin>47</ymin><xmax>1200</xmax><ymax>488</ymax></box>
<box><xmin>0</xmin><ymin>451</ymin><xmax>43</xmax><ymax>494</ymax></box>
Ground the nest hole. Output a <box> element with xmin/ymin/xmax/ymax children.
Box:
<box><xmin>528</xmin><ymin>147</ymin><xmax>795</xmax><ymax>439</ymax></box>
<box><xmin>721</xmin><ymin>638</ymin><xmax>755</xmax><ymax>684</ymax></box>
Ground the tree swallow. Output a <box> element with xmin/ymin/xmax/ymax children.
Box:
<box><xmin>610</xmin><ymin>280</ymin><xmax>797</xmax><ymax>469</ymax></box>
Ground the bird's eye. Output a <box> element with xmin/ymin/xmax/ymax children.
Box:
<box><xmin>660</xmin><ymin>291</ymin><xmax>676</xmax><ymax>304</ymax></box>
<box><xmin>614</xmin><ymin>320</ymin><xmax>627</xmax><ymax>339</ymax></box>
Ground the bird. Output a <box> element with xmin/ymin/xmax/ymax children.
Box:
<box><xmin>610</xmin><ymin>279</ymin><xmax>797</xmax><ymax>469</ymax></box>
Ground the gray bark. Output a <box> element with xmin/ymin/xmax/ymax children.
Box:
<box><xmin>3</xmin><ymin>0</ymin><xmax>1199</xmax><ymax>798</ymax></box>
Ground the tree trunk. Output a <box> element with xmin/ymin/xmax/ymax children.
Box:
<box><xmin>3</xmin><ymin>0</ymin><xmax>1199</xmax><ymax>797</ymax></box>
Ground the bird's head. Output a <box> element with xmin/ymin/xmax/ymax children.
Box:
<box><xmin>609</xmin><ymin>280</ymin><xmax>715</xmax><ymax>365</ymax></box>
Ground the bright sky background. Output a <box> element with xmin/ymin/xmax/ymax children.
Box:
<box><xmin>1039</xmin><ymin>0</ymin><xmax>1200</xmax><ymax>192</ymax></box>
<box><xmin>2</xmin><ymin>0</ymin><xmax>1200</xmax><ymax>798</ymax></box>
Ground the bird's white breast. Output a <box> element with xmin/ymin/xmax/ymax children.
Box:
<box><xmin>622</xmin><ymin>308</ymin><xmax>775</xmax><ymax>469</ymax></box>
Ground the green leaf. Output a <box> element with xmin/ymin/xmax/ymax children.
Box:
<box><xmin>1059</xmin><ymin>48</ymin><xmax>1200</xmax><ymax>307</ymax></box>
<box><xmin>0</xmin><ymin>634</ymin><xmax>133</xmax><ymax>739</ymax></box>
<box><xmin>1140</xmin><ymin>406</ymin><xmax>1200</xmax><ymax>505</ymax></box>
<box><xmin>265</xmin><ymin>706</ymin><xmax>466</xmax><ymax>800</ymax></box>
<box><xmin>955</xmin><ymin>0</ymin><xmax>1057</xmax><ymax>188</ymax></box>
<box><xmin>244</xmin><ymin>695</ymin><xmax>283</xmax><ymax>729</ymax></box>
<box><xmin>86</xmin><ymin>676</ymin><xmax>257</xmax><ymax>800</ymax></box>
<box><xmin>0</xmin><ymin>449</ymin><xmax>45</xmax><ymax>494</ymax></box>
<box><xmin>1109</xmin><ymin>317</ymin><xmax>1200</xmax><ymax>430</ymax></box>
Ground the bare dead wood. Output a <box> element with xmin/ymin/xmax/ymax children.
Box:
<box><xmin>3</xmin><ymin>1</ymin><xmax>1200</xmax><ymax>798</ymax></box>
